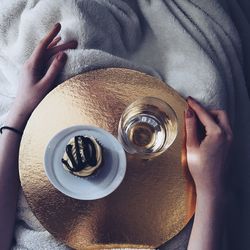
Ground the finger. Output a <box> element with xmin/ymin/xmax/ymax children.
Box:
<box><xmin>210</xmin><ymin>110</ymin><xmax>233</xmax><ymax>141</ymax></box>
<box><xmin>187</xmin><ymin>97</ymin><xmax>219</xmax><ymax>134</ymax></box>
<box><xmin>40</xmin><ymin>23</ymin><xmax>61</xmax><ymax>48</ymax></box>
<box><xmin>47</xmin><ymin>36</ymin><xmax>61</xmax><ymax>49</ymax></box>
<box><xmin>47</xmin><ymin>40</ymin><xmax>78</xmax><ymax>58</ymax></box>
<box><xmin>185</xmin><ymin>106</ymin><xmax>199</xmax><ymax>148</ymax></box>
<box><xmin>40</xmin><ymin>52</ymin><xmax>67</xmax><ymax>88</ymax></box>
<box><xmin>30</xmin><ymin>23</ymin><xmax>61</xmax><ymax>67</ymax></box>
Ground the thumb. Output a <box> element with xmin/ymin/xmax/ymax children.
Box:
<box><xmin>185</xmin><ymin>107</ymin><xmax>199</xmax><ymax>148</ymax></box>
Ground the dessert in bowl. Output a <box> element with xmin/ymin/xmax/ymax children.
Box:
<box><xmin>44</xmin><ymin>125</ymin><xmax>126</xmax><ymax>200</ymax></box>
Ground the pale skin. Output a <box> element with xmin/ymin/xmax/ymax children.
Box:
<box><xmin>0</xmin><ymin>24</ymin><xmax>232</xmax><ymax>250</ymax></box>
<box><xmin>186</xmin><ymin>97</ymin><xmax>232</xmax><ymax>250</ymax></box>
<box><xmin>0</xmin><ymin>23</ymin><xmax>77</xmax><ymax>250</ymax></box>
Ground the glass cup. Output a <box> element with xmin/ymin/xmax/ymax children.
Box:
<box><xmin>118</xmin><ymin>97</ymin><xmax>178</xmax><ymax>159</ymax></box>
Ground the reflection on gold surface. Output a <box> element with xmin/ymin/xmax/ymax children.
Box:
<box><xmin>19</xmin><ymin>68</ymin><xmax>195</xmax><ymax>249</ymax></box>
<box><xmin>181</xmin><ymin>124</ymin><xmax>196</xmax><ymax>221</ymax></box>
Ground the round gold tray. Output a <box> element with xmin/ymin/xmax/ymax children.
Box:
<box><xmin>19</xmin><ymin>68</ymin><xmax>195</xmax><ymax>249</ymax></box>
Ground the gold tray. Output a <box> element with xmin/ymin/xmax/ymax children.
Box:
<box><xmin>19</xmin><ymin>68</ymin><xmax>195</xmax><ymax>249</ymax></box>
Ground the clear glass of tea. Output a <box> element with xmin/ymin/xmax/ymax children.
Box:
<box><xmin>118</xmin><ymin>97</ymin><xmax>178</xmax><ymax>159</ymax></box>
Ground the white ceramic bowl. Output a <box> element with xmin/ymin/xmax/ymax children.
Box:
<box><xmin>44</xmin><ymin>125</ymin><xmax>126</xmax><ymax>200</ymax></box>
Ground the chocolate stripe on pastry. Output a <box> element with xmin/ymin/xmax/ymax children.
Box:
<box><xmin>61</xmin><ymin>135</ymin><xmax>103</xmax><ymax>177</ymax></box>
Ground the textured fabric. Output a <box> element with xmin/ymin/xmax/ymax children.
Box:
<box><xmin>0</xmin><ymin>0</ymin><xmax>249</xmax><ymax>249</ymax></box>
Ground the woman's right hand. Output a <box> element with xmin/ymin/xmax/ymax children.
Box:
<box><xmin>185</xmin><ymin>97</ymin><xmax>233</xmax><ymax>198</ymax></box>
<box><xmin>8</xmin><ymin>23</ymin><xmax>77</xmax><ymax>129</ymax></box>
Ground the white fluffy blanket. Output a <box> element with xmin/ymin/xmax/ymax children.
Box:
<box><xmin>0</xmin><ymin>0</ymin><xmax>250</xmax><ymax>249</ymax></box>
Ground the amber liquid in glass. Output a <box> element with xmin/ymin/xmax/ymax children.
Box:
<box><xmin>118</xmin><ymin>97</ymin><xmax>178</xmax><ymax>159</ymax></box>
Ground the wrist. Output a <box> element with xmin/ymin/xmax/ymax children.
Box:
<box><xmin>195</xmin><ymin>179</ymin><xmax>227</xmax><ymax>198</ymax></box>
<box><xmin>11</xmin><ymin>101</ymin><xmax>33</xmax><ymax>117</ymax></box>
<box><xmin>196</xmin><ymin>188</ymin><xmax>227</xmax><ymax>206</ymax></box>
<box><xmin>5</xmin><ymin>108</ymin><xmax>30</xmax><ymax>132</ymax></box>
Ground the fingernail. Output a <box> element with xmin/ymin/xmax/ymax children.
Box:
<box><xmin>54</xmin><ymin>23</ymin><xmax>61</xmax><ymax>29</ymax></box>
<box><xmin>55</xmin><ymin>36</ymin><xmax>61</xmax><ymax>41</ymax></box>
<box><xmin>70</xmin><ymin>40</ymin><xmax>78</xmax><ymax>48</ymax></box>
<box><xmin>185</xmin><ymin>108</ymin><xmax>193</xmax><ymax>118</ymax></box>
<box><xmin>57</xmin><ymin>52</ymin><xmax>67</xmax><ymax>62</ymax></box>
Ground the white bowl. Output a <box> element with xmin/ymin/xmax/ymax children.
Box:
<box><xmin>44</xmin><ymin>125</ymin><xmax>126</xmax><ymax>200</ymax></box>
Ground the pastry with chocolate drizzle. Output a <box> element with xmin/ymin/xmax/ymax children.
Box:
<box><xmin>62</xmin><ymin>135</ymin><xmax>103</xmax><ymax>177</ymax></box>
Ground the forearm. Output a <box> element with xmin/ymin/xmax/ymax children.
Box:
<box><xmin>0</xmin><ymin>22</ymin><xmax>72</xmax><ymax>250</ymax></box>
<box><xmin>185</xmin><ymin>98</ymin><xmax>232</xmax><ymax>250</ymax></box>
<box><xmin>188</xmin><ymin>191</ymin><xmax>226</xmax><ymax>250</ymax></box>
<box><xmin>0</xmin><ymin>109</ymin><xmax>29</xmax><ymax>250</ymax></box>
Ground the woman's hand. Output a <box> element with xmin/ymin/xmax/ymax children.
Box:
<box><xmin>8</xmin><ymin>23</ymin><xmax>77</xmax><ymax>128</ymax></box>
<box><xmin>0</xmin><ymin>23</ymin><xmax>77</xmax><ymax>250</ymax></box>
<box><xmin>185</xmin><ymin>97</ymin><xmax>233</xmax><ymax>197</ymax></box>
<box><xmin>186</xmin><ymin>97</ymin><xmax>233</xmax><ymax>250</ymax></box>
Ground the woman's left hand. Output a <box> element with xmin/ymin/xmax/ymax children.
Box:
<box><xmin>185</xmin><ymin>97</ymin><xmax>233</xmax><ymax>197</ymax></box>
<box><xmin>186</xmin><ymin>97</ymin><xmax>233</xmax><ymax>250</ymax></box>
<box><xmin>10</xmin><ymin>23</ymin><xmax>77</xmax><ymax>124</ymax></box>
